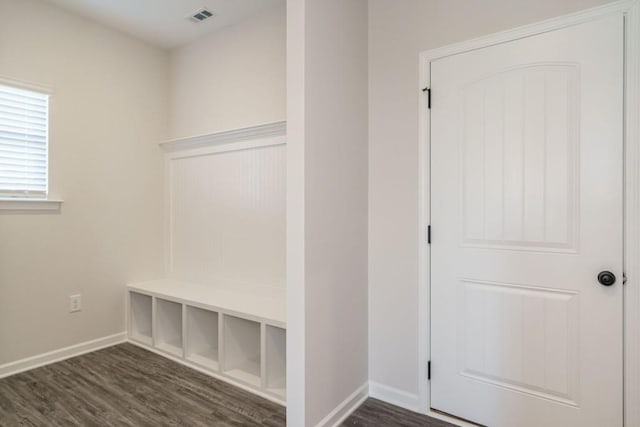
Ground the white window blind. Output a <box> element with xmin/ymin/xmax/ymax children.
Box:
<box><xmin>0</xmin><ymin>83</ymin><xmax>49</xmax><ymax>198</ymax></box>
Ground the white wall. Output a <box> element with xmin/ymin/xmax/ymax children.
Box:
<box><xmin>287</xmin><ymin>0</ymin><xmax>368</xmax><ymax>425</ymax></box>
<box><xmin>368</xmin><ymin>0</ymin><xmax>618</xmax><ymax>406</ymax></box>
<box><xmin>169</xmin><ymin>4</ymin><xmax>286</xmax><ymax>140</ymax></box>
<box><xmin>0</xmin><ymin>0</ymin><xmax>167</xmax><ymax>365</ymax></box>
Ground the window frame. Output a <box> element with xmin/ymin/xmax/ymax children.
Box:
<box><xmin>0</xmin><ymin>77</ymin><xmax>61</xmax><ymax>211</ymax></box>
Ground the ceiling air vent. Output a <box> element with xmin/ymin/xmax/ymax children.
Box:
<box><xmin>189</xmin><ymin>8</ymin><xmax>214</xmax><ymax>23</ymax></box>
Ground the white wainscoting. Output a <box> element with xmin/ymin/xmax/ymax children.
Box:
<box><xmin>163</xmin><ymin>123</ymin><xmax>286</xmax><ymax>291</ymax></box>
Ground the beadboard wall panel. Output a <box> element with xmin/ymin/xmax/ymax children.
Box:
<box><xmin>167</xmin><ymin>140</ymin><xmax>286</xmax><ymax>291</ymax></box>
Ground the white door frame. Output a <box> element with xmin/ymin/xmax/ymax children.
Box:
<box><xmin>418</xmin><ymin>1</ymin><xmax>640</xmax><ymax>425</ymax></box>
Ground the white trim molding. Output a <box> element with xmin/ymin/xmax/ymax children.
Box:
<box><xmin>314</xmin><ymin>382</ymin><xmax>369</xmax><ymax>427</ymax></box>
<box><xmin>0</xmin><ymin>332</ymin><xmax>126</xmax><ymax>379</ymax></box>
<box><xmin>367</xmin><ymin>383</ymin><xmax>475</xmax><ymax>427</ymax></box>
<box><xmin>369</xmin><ymin>381</ymin><xmax>420</xmax><ymax>413</ymax></box>
<box><xmin>0</xmin><ymin>199</ymin><xmax>62</xmax><ymax>212</ymax></box>
<box><xmin>160</xmin><ymin>121</ymin><xmax>286</xmax><ymax>153</ymax></box>
<box><xmin>0</xmin><ymin>74</ymin><xmax>53</xmax><ymax>95</ymax></box>
<box><xmin>418</xmin><ymin>1</ymin><xmax>640</xmax><ymax>426</ymax></box>
<box><xmin>167</xmin><ymin>137</ymin><xmax>286</xmax><ymax>161</ymax></box>
<box><xmin>420</xmin><ymin>0</ymin><xmax>639</xmax><ymax>62</ymax></box>
<box><xmin>624</xmin><ymin>2</ymin><xmax>640</xmax><ymax>427</ymax></box>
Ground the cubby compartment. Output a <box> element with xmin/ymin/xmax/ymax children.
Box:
<box><xmin>129</xmin><ymin>292</ymin><xmax>153</xmax><ymax>345</ymax></box>
<box><xmin>185</xmin><ymin>306</ymin><xmax>219</xmax><ymax>370</ymax></box>
<box><xmin>127</xmin><ymin>280</ymin><xmax>286</xmax><ymax>404</ymax></box>
<box><xmin>223</xmin><ymin>315</ymin><xmax>261</xmax><ymax>387</ymax></box>
<box><xmin>155</xmin><ymin>298</ymin><xmax>183</xmax><ymax>357</ymax></box>
<box><xmin>265</xmin><ymin>325</ymin><xmax>286</xmax><ymax>398</ymax></box>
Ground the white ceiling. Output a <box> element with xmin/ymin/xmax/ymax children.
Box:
<box><xmin>41</xmin><ymin>0</ymin><xmax>284</xmax><ymax>49</ymax></box>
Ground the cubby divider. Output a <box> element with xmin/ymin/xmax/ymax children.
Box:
<box><xmin>265</xmin><ymin>325</ymin><xmax>286</xmax><ymax>398</ymax></box>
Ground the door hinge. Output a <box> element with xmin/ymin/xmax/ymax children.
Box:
<box><xmin>422</xmin><ymin>87</ymin><xmax>431</xmax><ymax>109</ymax></box>
<box><xmin>624</xmin><ymin>272</ymin><xmax>628</xmax><ymax>285</ymax></box>
<box><xmin>427</xmin><ymin>225</ymin><xmax>431</xmax><ymax>244</ymax></box>
<box><xmin>428</xmin><ymin>361</ymin><xmax>431</xmax><ymax>380</ymax></box>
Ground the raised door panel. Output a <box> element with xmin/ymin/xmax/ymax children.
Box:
<box><xmin>461</xmin><ymin>64</ymin><xmax>579</xmax><ymax>252</ymax></box>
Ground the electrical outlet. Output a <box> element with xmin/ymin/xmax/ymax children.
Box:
<box><xmin>69</xmin><ymin>294</ymin><xmax>81</xmax><ymax>313</ymax></box>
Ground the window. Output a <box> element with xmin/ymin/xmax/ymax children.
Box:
<box><xmin>0</xmin><ymin>83</ymin><xmax>49</xmax><ymax>199</ymax></box>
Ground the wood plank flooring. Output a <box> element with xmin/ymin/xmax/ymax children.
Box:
<box><xmin>343</xmin><ymin>398</ymin><xmax>455</xmax><ymax>427</ymax></box>
<box><xmin>0</xmin><ymin>343</ymin><xmax>285</xmax><ymax>426</ymax></box>
<box><xmin>0</xmin><ymin>343</ymin><xmax>455</xmax><ymax>426</ymax></box>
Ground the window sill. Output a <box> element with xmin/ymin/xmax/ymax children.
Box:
<box><xmin>0</xmin><ymin>199</ymin><xmax>63</xmax><ymax>212</ymax></box>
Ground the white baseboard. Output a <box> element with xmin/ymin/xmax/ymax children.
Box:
<box><xmin>315</xmin><ymin>382</ymin><xmax>369</xmax><ymax>427</ymax></box>
<box><xmin>369</xmin><ymin>382</ymin><xmax>476</xmax><ymax>427</ymax></box>
<box><xmin>369</xmin><ymin>381</ymin><xmax>421</xmax><ymax>413</ymax></box>
<box><xmin>0</xmin><ymin>332</ymin><xmax>126</xmax><ymax>379</ymax></box>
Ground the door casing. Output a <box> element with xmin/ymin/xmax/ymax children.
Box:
<box><xmin>418</xmin><ymin>1</ymin><xmax>640</xmax><ymax>425</ymax></box>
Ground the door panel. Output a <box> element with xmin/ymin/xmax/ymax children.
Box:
<box><xmin>458</xmin><ymin>279</ymin><xmax>579</xmax><ymax>404</ymax></box>
<box><xmin>461</xmin><ymin>64</ymin><xmax>579</xmax><ymax>251</ymax></box>
<box><xmin>430</xmin><ymin>15</ymin><xmax>623</xmax><ymax>427</ymax></box>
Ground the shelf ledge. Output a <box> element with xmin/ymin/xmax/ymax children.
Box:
<box><xmin>160</xmin><ymin>121</ymin><xmax>286</xmax><ymax>153</ymax></box>
<box><xmin>128</xmin><ymin>279</ymin><xmax>286</xmax><ymax>326</ymax></box>
<box><xmin>0</xmin><ymin>198</ymin><xmax>63</xmax><ymax>212</ymax></box>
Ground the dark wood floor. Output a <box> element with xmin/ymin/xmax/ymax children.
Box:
<box><xmin>0</xmin><ymin>343</ymin><xmax>453</xmax><ymax>426</ymax></box>
<box><xmin>0</xmin><ymin>343</ymin><xmax>285</xmax><ymax>426</ymax></box>
<box><xmin>343</xmin><ymin>399</ymin><xmax>455</xmax><ymax>427</ymax></box>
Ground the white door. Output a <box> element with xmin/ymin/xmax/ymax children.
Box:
<box><xmin>430</xmin><ymin>15</ymin><xmax>623</xmax><ymax>427</ymax></box>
